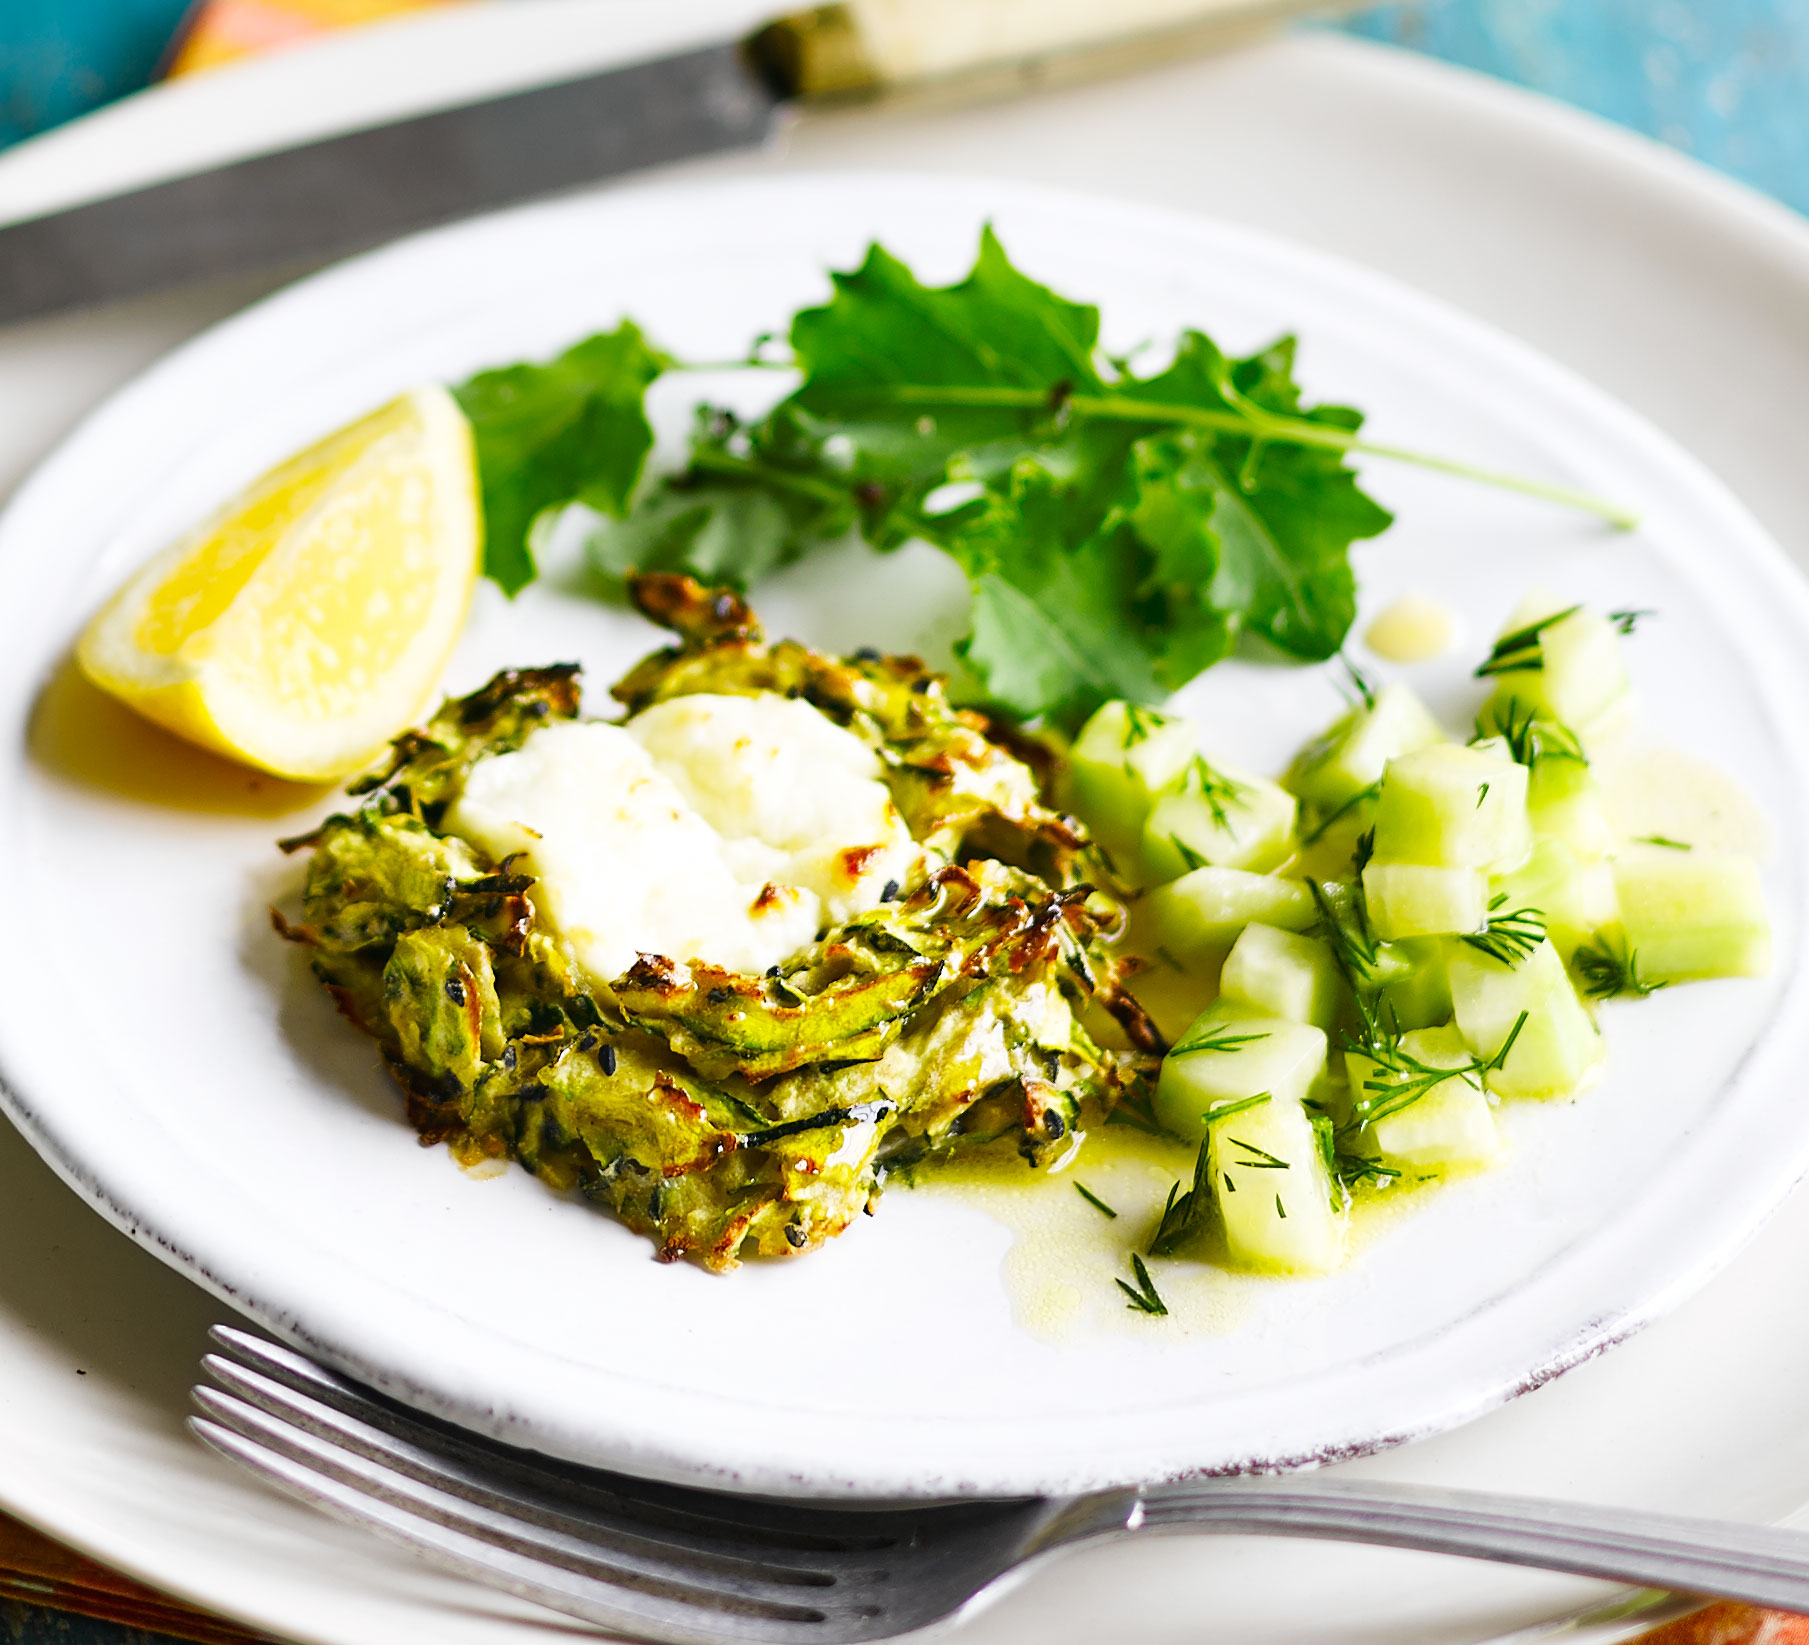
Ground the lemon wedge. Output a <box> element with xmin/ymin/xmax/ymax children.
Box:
<box><xmin>78</xmin><ymin>386</ymin><xmax>481</xmax><ymax>782</ymax></box>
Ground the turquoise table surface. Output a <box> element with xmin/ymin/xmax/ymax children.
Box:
<box><xmin>0</xmin><ymin>0</ymin><xmax>192</xmax><ymax>151</ymax></box>
<box><xmin>0</xmin><ymin>1605</ymin><xmax>184</xmax><ymax>1645</ymax></box>
<box><xmin>2</xmin><ymin>1</ymin><xmax>1808</xmax><ymax>222</ymax></box>
<box><xmin>0</xmin><ymin>3</ymin><xmax>1805</xmax><ymax>1643</ymax></box>
<box><xmin>1340</xmin><ymin>0</ymin><xmax>1809</xmax><ymax>218</ymax></box>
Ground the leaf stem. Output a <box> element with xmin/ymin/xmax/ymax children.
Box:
<box><xmin>670</xmin><ymin>357</ymin><xmax>797</xmax><ymax>372</ymax></box>
<box><xmin>685</xmin><ymin>445</ymin><xmax>850</xmax><ymax>505</ymax></box>
<box><xmin>855</xmin><ymin>384</ymin><xmax>1639</xmax><ymax>530</ymax></box>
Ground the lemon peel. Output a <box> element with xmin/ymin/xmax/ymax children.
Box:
<box><xmin>78</xmin><ymin>386</ymin><xmax>480</xmax><ymax>781</ymax></box>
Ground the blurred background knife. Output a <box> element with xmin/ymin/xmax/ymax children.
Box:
<box><xmin>0</xmin><ymin>0</ymin><xmax>1347</xmax><ymax>326</ymax></box>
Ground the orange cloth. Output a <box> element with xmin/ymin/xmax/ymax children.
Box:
<box><xmin>1634</xmin><ymin>1604</ymin><xmax>1809</xmax><ymax>1645</ymax></box>
<box><xmin>0</xmin><ymin>1509</ymin><xmax>275</xmax><ymax>1643</ymax></box>
<box><xmin>164</xmin><ymin>0</ymin><xmax>465</xmax><ymax>77</ymax></box>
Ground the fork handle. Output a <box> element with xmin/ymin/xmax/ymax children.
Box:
<box><xmin>1076</xmin><ymin>1477</ymin><xmax>1809</xmax><ymax>1611</ymax></box>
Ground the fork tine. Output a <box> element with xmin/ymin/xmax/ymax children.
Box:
<box><xmin>194</xmin><ymin>1329</ymin><xmax>1052</xmax><ymax>1645</ymax></box>
<box><xmin>193</xmin><ymin>1366</ymin><xmax>854</xmax><ymax>1594</ymax></box>
<box><xmin>189</xmin><ymin>1409</ymin><xmax>860</xmax><ymax>1645</ymax></box>
<box><xmin>203</xmin><ymin>1327</ymin><xmax>907</xmax><ymax>1551</ymax></box>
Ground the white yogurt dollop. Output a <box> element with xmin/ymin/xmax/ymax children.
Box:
<box><xmin>1364</xmin><ymin>594</ymin><xmax>1459</xmax><ymax>664</ymax></box>
<box><xmin>627</xmin><ymin>692</ymin><xmax>921</xmax><ymax>925</ymax></box>
<box><xmin>446</xmin><ymin>693</ymin><xmax>922</xmax><ymax>984</ymax></box>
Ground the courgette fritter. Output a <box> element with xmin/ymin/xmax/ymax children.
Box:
<box><xmin>277</xmin><ymin>575</ymin><xmax>1158</xmax><ymax>1268</ymax></box>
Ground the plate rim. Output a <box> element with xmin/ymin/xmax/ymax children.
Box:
<box><xmin>4</xmin><ymin>163</ymin><xmax>1809</xmax><ymax>1505</ymax></box>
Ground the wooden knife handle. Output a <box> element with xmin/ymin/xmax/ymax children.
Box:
<box><xmin>757</xmin><ymin>0</ymin><xmax>1338</xmax><ymax>97</ymax></box>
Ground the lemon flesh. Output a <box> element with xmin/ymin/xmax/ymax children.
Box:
<box><xmin>78</xmin><ymin>386</ymin><xmax>481</xmax><ymax>781</ymax></box>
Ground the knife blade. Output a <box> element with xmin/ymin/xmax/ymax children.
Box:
<box><xmin>0</xmin><ymin>0</ymin><xmax>1346</xmax><ymax>327</ymax></box>
<box><xmin>0</xmin><ymin>41</ymin><xmax>781</xmax><ymax>327</ymax></box>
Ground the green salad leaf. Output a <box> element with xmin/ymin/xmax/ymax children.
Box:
<box><xmin>935</xmin><ymin>461</ymin><xmax>1166</xmax><ymax>727</ymax></box>
<box><xmin>453</xmin><ymin>321</ymin><xmax>667</xmax><ymax>596</ymax></box>
<box><xmin>588</xmin><ymin>404</ymin><xmax>853</xmax><ymax>587</ymax></box>
<box><xmin>1128</xmin><ymin>334</ymin><xmax>1388</xmax><ymax>660</ymax></box>
<box><xmin>786</xmin><ymin>229</ymin><xmax>1133</xmax><ymax>537</ymax></box>
<box><xmin>610</xmin><ymin>236</ymin><xmax>1390</xmax><ymax>726</ymax></box>
<box><xmin>453</xmin><ymin>231</ymin><xmax>1625</xmax><ymax>728</ymax></box>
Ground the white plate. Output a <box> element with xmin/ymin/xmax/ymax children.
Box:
<box><xmin>6</xmin><ymin>24</ymin><xmax>1809</xmax><ymax>1645</ymax></box>
<box><xmin>2</xmin><ymin>161</ymin><xmax>1807</xmax><ymax>1509</ymax></box>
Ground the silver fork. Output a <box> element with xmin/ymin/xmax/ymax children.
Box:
<box><xmin>192</xmin><ymin>1324</ymin><xmax>1809</xmax><ymax>1645</ymax></box>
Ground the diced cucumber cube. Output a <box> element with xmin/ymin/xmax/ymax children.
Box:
<box><xmin>1578</xmin><ymin>860</ymin><xmax>1618</xmax><ymax>928</ymax></box>
<box><xmin>1490</xmin><ymin>838</ymin><xmax>1617</xmax><ymax>960</ymax></box>
<box><xmin>1146</xmin><ymin>867</ymin><xmax>1317</xmax><ymax>969</ymax></box>
<box><xmin>1221</xmin><ymin>924</ymin><xmax>1343</xmax><ymax>1029</ymax></box>
<box><xmin>1350</xmin><ymin>1025</ymin><xmax>1501</xmax><ymax>1172</ymax></box>
<box><xmin>1295</xmin><ymin>804</ymin><xmax>1378</xmax><ymax>885</ymax></box>
<box><xmin>1068</xmin><ymin>700</ymin><xmax>1197</xmax><ymax>878</ymax></box>
<box><xmin>1208</xmin><ymin>1095</ymin><xmax>1346</xmax><ymax>1275</ymax></box>
<box><xmin>1483</xmin><ymin>600</ymin><xmax>1631</xmax><ymax>738</ymax></box>
<box><xmin>1450</xmin><ymin>938</ymin><xmax>1603</xmax><ymax>1100</ymax></box>
<box><xmin>1466</xmin><ymin>735</ymin><xmax>1517</xmax><ymax>768</ymax></box>
<box><xmin>1312</xmin><ymin>879</ymin><xmax>1416</xmax><ymax>997</ymax></box>
<box><xmin>1610</xmin><ymin>847</ymin><xmax>1771</xmax><ymax>983</ymax></box>
<box><xmin>1372</xmin><ymin>744</ymin><xmax>1531</xmax><ymax>869</ymax></box>
<box><xmin>1500</xmin><ymin>589</ymin><xmax>1568</xmax><ymax>631</ymax></box>
<box><xmin>1373</xmin><ymin>1083</ymin><xmax>1499</xmax><ymax>1170</ymax></box>
<box><xmin>1308</xmin><ymin>1063</ymin><xmax>1355</xmax><ymax>1129</ymax></box>
<box><xmin>1376</xmin><ymin>937</ymin><xmax>1454</xmax><ymax>1031</ymax></box>
<box><xmin>1287</xmin><ymin>683</ymin><xmax>1447</xmax><ymax>809</ymax></box>
<box><xmin>1142</xmin><ymin>762</ymin><xmax>1297</xmax><ymax>881</ymax></box>
<box><xmin>1363</xmin><ymin>863</ymin><xmax>1488</xmax><ymax>939</ymax></box>
<box><xmin>1156</xmin><ymin>1006</ymin><xmax>1327</xmax><ymax>1139</ymax></box>
<box><xmin>1527</xmin><ymin>754</ymin><xmax>1613</xmax><ymax>863</ymax></box>
<box><xmin>1341</xmin><ymin>1047</ymin><xmax>1379</xmax><ymax>1093</ymax></box>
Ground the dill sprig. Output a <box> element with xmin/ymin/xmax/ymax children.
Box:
<box><xmin>1610</xmin><ymin>608</ymin><xmax>1654</xmax><ymax>636</ymax></box>
<box><xmin>1074</xmin><ymin>1182</ymin><xmax>1118</xmax><ymax>1219</ymax></box>
<box><xmin>1186</xmin><ymin>753</ymin><xmax>1246</xmax><ymax>831</ymax></box>
<box><xmin>1310</xmin><ymin>877</ymin><xmax>1380</xmax><ymax>991</ymax></box>
<box><xmin>1636</xmin><ymin>834</ymin><xmax>1691</xmax><ymax>851</ymax></box>
<box><xmin>1335</xmin><ymin>1149</ymin><xmax>1404</xmax><ymax>1193</ymax></box>
<box><xmin>1340</xmin><ymin>654</ymin><xmax>1378</xmax><ymax>711</ymax></box>
<box><xmin>1105</xmin><ymin>1077</ymin><xmax>1168</xmax><ymax>1136</ymax></box>
<box><xmin>1117</xmin><ymin>1253</ymin><xmax>1169</xmax><ymax>1316</ymax></box>
<box><xmin>1476</xmin><ymin>699</ymin><xmax>1588</xmax><ymax>769</ymax></box>
<box><xmin>1201</xmin><ymin>1092</ymin><xmax>1273</xmax><ymax>1125</ymax></box>
<box><xmin>1166</xmin><ymin>835</ymin><xmax>1209</xmax><ymax>873</ymax></box>
<box><xmin>1312</xmin><ymin>1085</ymin><xmax>1403</xmax><ymax>1196</ymax></box>
<box><xmin>1475</xmin><ymin>606</ymin><xmax>1581</xmax><ymax>678</ymax></box>
<box><xmin>1348</xmin><ymin>1011</ymin><xmax>1529</xmax><ymax>1128</ymax></box>
<box><xmin>1461</xmin><ymin>896</ymin><xmax>1547</xmax><ymax>966</ymax></box>
<box><xmin>1148</xmin><ymin>1139</ymin><xmax>1212</xmax><ymax>1257</ymax></box>
<box><xmin>1227</xmin><ymin>1136</ymin><xmax>1290</xmax><ymax>1169</ymax></box>
<box><xmin>1121</xmin><ymin>703</ymin><xmax>1171</xmax><ymax>748</ymax></box>
<box><xmin>1308</xmin><ymin>1110</ymin><xmax>1358</xmax><ymax>1212</ymax></box>
<box><xmin>1301</xmin><ymin>780</ymin><xmax>1381</xmax><ymax>847</ymax></box>
<box><xmin>1170</xmin><ymin>1022</ymin><xmax>1270</xmax><ymax>1058</ymax></box>
<box><xmin>1575</xmin><ymin>935</ymin><xmax>1664</xmax><ymax>1000</ymax></box>
<box><xmin>1343</xmin><ymin>985</ymin><xmax>1397</xmax><ymax>1065</ymax></box>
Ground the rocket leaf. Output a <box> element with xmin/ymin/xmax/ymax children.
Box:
<box><xmin>453</xmin><ymin>321</ymin><xmax>667</xmax><ymax>596</ymax></box>
<box><xmin>587</xmin><ymin>404</ymin><xmax>853</xmax><ymax>587</ymax></box>
<box><xmin>1130</xmin><ymin>333</ymin><xmax>1389</xmax><ymax>660</ymax></box>
<box><xmin>934</xmin><ymin>462</ymin><xmax>1165</xmax><ymax>727</ymax></box>
<box><xmin>931</xmin><ymin>457</ymin><xmax>1235</xmax><ymax>729</ymax></box>
<box><xmin>785</xmin><ymin>228</ymin><xmax>1141</xmax><ymax>546</ymax></box>
<box><xmin>469</xmin><ymin>235</ymin><xmax>1398</xmax><ymax>727</ymax></box>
